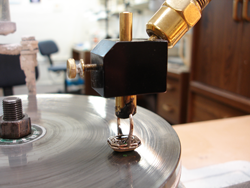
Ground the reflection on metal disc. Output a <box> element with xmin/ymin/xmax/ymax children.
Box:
<box><xmin>0</xmin><ymin>94</ymin><xmax>181</xmax><ymax>188</ymax></box>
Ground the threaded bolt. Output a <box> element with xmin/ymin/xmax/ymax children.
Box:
<box><xmin>196</xmin><ymin>0</ymin><xmax>211</xmax><ymax>10</ymax></box>
<box><xmin>3</xmin><ymin>97</ymin><xmax>24</xmax><ymax>121</ymax></box>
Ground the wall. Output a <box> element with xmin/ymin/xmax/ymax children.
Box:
<box><xmin>0</xmin><ymin>0</ymin><xmax>102</xmax><ymax>61</ymax></box>
<box><xmin>0</xmin><ymin>0</ymin><xmax>155</xmax><ymax>62</ymax></box>
<box><xmin>107</xmin><ymin>10</ymin><xmax>154</xmax><ymax>39</ymax></box>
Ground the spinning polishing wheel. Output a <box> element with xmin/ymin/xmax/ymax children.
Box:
<box><xmin>0</xmin><ymin>94</ymin><xmax>181</xmax><ymax>188</ymax></box>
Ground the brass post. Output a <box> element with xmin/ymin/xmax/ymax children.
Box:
<box><xmin>119</xmin><ymin>12</ymin><xmax>132</xmax><ymax>41</ymax></box>
<box><xmin>115</xmin><ymin>12</ymin><xmax>137</xmax><ymax>119</ymax></box>
<box><xmin>67</xmin><ymin>58</ymin><xmax>99</xmax><ymax>79</ymax></box>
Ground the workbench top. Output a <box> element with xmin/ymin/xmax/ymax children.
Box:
<box><xmin>173</xmin><ymin>115</ymin><xmax>250</xmax><ymax>169</ymax></box>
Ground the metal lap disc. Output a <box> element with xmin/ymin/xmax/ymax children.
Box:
<box><xmin>0</xmin><ymin>94</ymin><xmax>181</xmax><ymax>188</ymax></box>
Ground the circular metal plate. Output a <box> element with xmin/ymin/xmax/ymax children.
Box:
<box><xmin>0</xmin><ymin>94</ymin><xmax>181</xmax><ymax>188</ymax></box>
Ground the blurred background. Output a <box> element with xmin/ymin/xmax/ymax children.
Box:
<box><xmin>0</xmin><ymin>0</ymin><xmax>173</xmax><ymax>96</ymax></box>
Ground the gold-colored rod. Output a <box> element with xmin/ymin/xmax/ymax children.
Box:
<box><xmin>115</xmin><ymin>12</ymin><xmax>137</xmax><ymax>119</ymax></box>
<box><xmin>84</xmin><ymin>64</ymin><xmax>98</xmax><ymax>71</ymax></box>
<box><xmin>119</xmin><ymin>12</ymin><xmax>132</xmax><ymax>41</ymax></box>
<box><xmin>149</xmin><ymin>35</ymin><xmax>159</xmax><ymax>41</ymax></box>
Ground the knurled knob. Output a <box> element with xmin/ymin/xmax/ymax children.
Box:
<box><xmin>67</xmin><ymin>58</ymin><xmax>77</xmax><ymax>79</ymax></box>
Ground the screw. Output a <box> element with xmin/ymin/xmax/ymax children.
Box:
<box><xmin>67</xmin><ymin>58</ymin><xmax>99</xmax><ymax>79</ymax></box>
<box><xmin>3</xmin><ymin>97</ymin><xmax>24</xmax><ymax>121</ymax></box>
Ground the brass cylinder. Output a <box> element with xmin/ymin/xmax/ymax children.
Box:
<box><xmin>119</xmin><ymin>12</ymin><xmax>132</xmax><ymax>41</ymax></box>
<box><xmin>146</xmin><ymin>0</ymin><xmax>211</xmax><ymax>48</ymax></box>
<box><xmin>115</xmin><ymin>12</ymin><xmax>137</xmax><ymax>119</ymax></box>
<box><xmin>79</xmin><ymin>59</ymin><xmax>98</xmax><ymax>72</ymax></box>
<box><xmin>115</xmin><ymin>96</ymin><xmax>137</xmax><ymax>118</ymax></box>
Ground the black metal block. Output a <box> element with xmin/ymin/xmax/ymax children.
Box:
<box><xmin>91</xmin><ymin>39</ymin><xmax>168</xmax><ymax>98</ymax></box>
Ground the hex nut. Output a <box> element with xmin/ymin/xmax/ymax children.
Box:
<box><xmin>146</xmin><ymin>0</ymin><xmax>206</xmax><ymax>47</ymax></box>
<box><xmin>165</xmin><ymin>0</ymin><xmax>201</xmax><ymax>26</ymax></box>
<box><xmin>165</xmin><ymin>0</ymin><xmax>201</xmax><ymax>27</ymax></box>
<box><xmin>0</xmin><ymin>114</ymin><xmax>31</xmax><ymax>139</ymax></box>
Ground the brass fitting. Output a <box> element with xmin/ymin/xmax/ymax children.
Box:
<box><xmin>67</xmin><ymin>58</ymin><xmax>77</xmax><ymax>79</ymax></box>
<box><xmin>67</xmin><ymin>58</ymin><xmax>98</xmax><ymax>79</ymax></box>
<box><xmin>146</xmin><ymin>0</ymin><xmax>211</xmax><ymax>48</ymax></box>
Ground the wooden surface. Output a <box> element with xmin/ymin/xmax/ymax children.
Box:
<box><xmin>72</xmin><ymin>48</ymin><xmax>85</xmax><ymax>60</ymax></box>
<box><xmin>190</xmin><ymin>82</ymin><xmax>250</xmax><ymax>113</ymax></box>
<box><xmin>157</xmin><ymin>68</ymin><xmax>189</xmax><ymax>124</ymax></box>
<box><xmin>188</xmin><ymin>0</ymin><xmax>250</xmax><ymax>122</ymax></box>
<box><xmin>191</xmin><ymin>0</ymin><xmax>250</xmax><ymax>97</ymax></box>
<box><xmin>188</xmin><ymin>82</ymin><xmax>250</xmax><ymax>122</ymax></box>
<box><xmin>173</xmin><ymin>115</ymin><xmax>250</xmax><ymax>169</ymax></box>
<box><xmin>190</xmin><ymin>93</ymin><xmax>247</xmax><ymax>122</ymax></box>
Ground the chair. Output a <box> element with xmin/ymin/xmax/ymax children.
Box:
<box><xmin>38</xmin><ymin>40</ymin><xmax>84</xmax><ymax>93</ymax></box>
<box><xmin>38</xmin><ymin>40</ymin><xmax>58</xmax><ymax>66</ymax></box>
<box><xmin>0</xmin><ymin>54</ymin><xmax>39</xmax><ymax>96</ymax></box>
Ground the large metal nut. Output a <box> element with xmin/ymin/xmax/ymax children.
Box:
<box><xmin>146</xmin><ymin>0</ymin><xmax>211</xmax><ymax>48</ymax></box>
<box><xmin>0</xmin><ymin>114</ymin><xmax>31</xmax><ymax>139</ymax></box>
<box><xmin>165</xmin><ymin>0</ymin><xmax>201</xmax><ymax>27</ymax></box>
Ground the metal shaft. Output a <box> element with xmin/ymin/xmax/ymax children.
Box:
<box><xmin>127</xmin><ymin>114</ymin><xmax>134</xmax><ymax>147</ymax></box>
<box><xmin>117</xmin><ymin>117</ymin><xmax>123</xmax><ymax>136</ymax></box>
<box><xmin>115</xmin><ymin>12</ymin><xmax>137</xmax><ymax>119</ymax></box>
<box><xmin>83</xmin><ymin>64</ymin><xmax>99</xmax><ymax>71</ymax></box>
<box><xmin>119</xmin><ymin>12</ymin><xmax>132</xmax><ymax>41</ymax></box>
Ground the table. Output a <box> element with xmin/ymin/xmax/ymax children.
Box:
<box><xmin>173</xmin><ymin>116</ymin><xmax>250</xmax><ymax>187</ymax></box>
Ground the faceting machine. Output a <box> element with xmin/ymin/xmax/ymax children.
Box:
<box><xmin>0</xmin><ymin>0</ymin><xmax>211</xmax><ymax>187</ymax></box>
<box><xmin>67</xmin><ymin>0</ymin><xmax>211</xmax><ymax>153</ymax></box>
